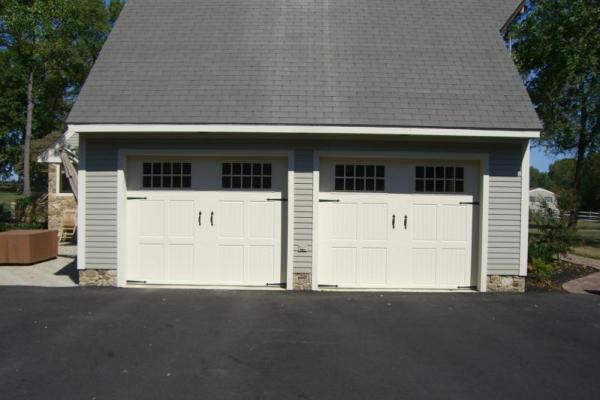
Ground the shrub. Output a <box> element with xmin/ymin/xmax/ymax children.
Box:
<box><xmin>0</xmin><ymin>203</ymin><xmax>11</xmax><ymax>223</ymax></box>
<box><xmin>14</xmin><ymin>194</ymin><xmax>47</xmax><ymax>225</ymax></box>
<box><xmin>529</xmin><ymin>257</ymin><xmax>554</xmax><ymax>281</ymax></box>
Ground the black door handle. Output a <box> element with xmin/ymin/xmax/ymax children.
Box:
<box><xmin>404</xmin><ymin>215</ymin><xmax>407</xmax><ymax>230</ymax></box>
<box><xmin>392</xmin><ymin>214</ymin><xmax>395</xmax><ymax>229</ymax></box>
<box><xmin>211</xmin><ymin>211</ymin><xmax>214</xmax><ymax>226</ymax></box>
<box><xmin>198</xmin><ymin>211</ymin><xmax>202</xmax><ymax>226</ymax></box>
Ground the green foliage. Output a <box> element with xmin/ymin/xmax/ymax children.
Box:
<box><xmin>13</xmin><ymin>193</ymin><xmax>46</xmax><ymax>224</ymax></box>
<box><xmin>529</xmin><ymin>203</ymin><xmax>576</xmax><ymax>263</ymax></box>
<box><xmin>513</xmin><ymin>0</ymin><xmax>600</xmax><ymax>222</ymax></box>
<box><xmin>0</xmin><ymin>203</ymin><xmax>11</xmax><ymax>222</ymax></box>
<box><xmin>0</xmin><ymin>222</ymin><xmax>44</xmax><ymax>232</ymax></box>
<box><xmin>530</xmin><ymin>166</ymin><xmax>553</xmax><ymax>189</ymax></box>
<box><xmin>529</xmin><ymin>257</ymin><xmax>554</xmax><ymax>281</ymax></box>
<box><xmin>0</xmin><ymin>0</ymin><xmax>124</xmax><ymax>182</ymax></box>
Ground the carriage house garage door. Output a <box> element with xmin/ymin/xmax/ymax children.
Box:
<box><xmin>125</xmin><ymin>157</ymin><xmax>287</xmax><ymax>287</ymax></box>
<box><xmin>318</xmin><ymin>158</ymin><xmax>480</xmax><ymax>289</ymax></box>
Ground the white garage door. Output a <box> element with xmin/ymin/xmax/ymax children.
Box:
<box><xmin>126</xmin><ymin>158</ymin><xmax>287</xmax><ymax>286</ymax></box>
<box><xmin>318</xmin><ymin>160</ymin><xmax>479</xmax><ymax>289</ymax></box>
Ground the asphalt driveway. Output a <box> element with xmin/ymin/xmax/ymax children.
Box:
<box><xmin>0</xmin><ymin>288</ymin><xmax>599</xmax><ymax>400</ymax></box>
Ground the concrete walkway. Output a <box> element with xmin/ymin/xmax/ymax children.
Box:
<box><xmin>0</xmin><ymin>244</ymin><xmax>77</xmax><ymax>287</ymax></box>
<box><xmin>561</xmin><ymin>253</ymin><xmax>600</xmax><ymax>294</ymax></box>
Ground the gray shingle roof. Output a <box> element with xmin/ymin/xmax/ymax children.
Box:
<box><xmin>68</xmin><ymin>0</ymin><xmax>541</xmax><ymax>131</ymax></box>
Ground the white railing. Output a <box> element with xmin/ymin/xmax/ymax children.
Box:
<box><xmin>577</xmin><ymin>211</ymin><xmax>600</xmax><ymax>221</ymax></box>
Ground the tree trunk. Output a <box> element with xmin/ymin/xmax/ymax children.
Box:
<box><xmin>568</xmin><ymin>127</ymin><xmax>589</xmax><ymax>228</ymax></box>
<box><xmin>23</xmin><ymin>71</ymin><xmax>34</xmax><ymax>197</ymax></box>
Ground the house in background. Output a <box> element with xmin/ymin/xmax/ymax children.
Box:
<box><xmin>37</xmin><ymin>130</ymin><xmax>79</xmax><ymax>239</ymax></box>
<box><xmin>529</xmin><ymin>188</ymin><xmax>559</xmax><ymax>214</ymax></box>
<box><xmin>64</xmin><ymin>0</ymin><xmax>539</xmax><ymax>292</ymax></box>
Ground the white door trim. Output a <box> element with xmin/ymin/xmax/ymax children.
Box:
<box><xmin>116</xmin><ymin>148</ymin><xmax>294</xmax><ymax>289</ymax></box>
<box><xmin>77</xmin><ymin>137</ymin><xmax>86</xmax><ymax>269</ymax></box>
<box><xmin>312</xmin><ymin>150</ymin><xmax>490</xmax><ymax>292</ymax></box>
<box><xmin>519</xmin><ymin>140</ymin><xmax>530</xmax><ymax>276</ymax></box>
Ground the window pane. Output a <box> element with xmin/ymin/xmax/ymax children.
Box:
<box><xmin>182</xmin><ymin>176</ymin><xmax>191</xmax><ymax>188</ymax></box>
<box><xmin>232</xmin><ymin>176</ymin><xmax>241</xmax><ymax>188</ymax></box>
<box><xmin>222</xmin><ymin>176</ymin><xmax>231</xmax><ymax>188</ymax></box>
<box><xmin>376</xmin><ymin>179</ymin><xmax>385</xmax><ymax>191</ymax></box>
<box><xmin>253</xmin><ymin>163</ymin><xmax>262</xmax><ymax>175</ymax></box>
<box><xmin>335</xmin><ymin>178</ymin><xmax>344</xmax><ymax>191</ymax></box>
<box><xmin>143</xmin><ymin>176</ymin><xmax>152</xmax><ymax>188</ymax></box>
<box><xmin>455</xmin><ymin>180</ymin><xmax>464</xmax><ymax>193</ymax></box>
<box><xmin>162</xmin><ymin>176</ymin><xmax>171</xmax><ymax>188</ymax></box>
<box><xmin>222</xmin><ymin>163</ymin><xmax>231</xmax><ymax>174</ymax></box>
<box><xmin>335</xmin><ymin>165</ymin><xmax>344</xmax><ymax>177</ymax></box>
<box><xmin>415</xmin><ymin>179</ymin><xmax>424</xmax><ymax>192</ymax></box>
<box><xmin>366</xmin><ymin>179</ymin><xmax>375</xmax><ymax>191</ymax></box>
<box><xmin>143</xmin><ymin>163</ymin><xmax>152</xmax><ymax>174</ymax></box>
<box><xmin>355</xmin><ymin>179</ymin><xmax>364</xmax><ymax>191</ymax></box>
<box><xmin>163</xmin><ymin>163</ymin><xmax>172</xmax><ymax>174</ymax></box>
<box><xmin>262</xmin><ymin>177</ymin><xmax>271</xmax><ymax>189</ymax></box>
<box><xmin>262</xmin><ymin>163</ymin><xmax>272</xmax><ymax>175</ymax></box>
<box><xmin>366</xmin><ymin>165</ymin><xmax>375</xmax><ymax>177</ymax></box>
<box><xmin>152</xmin><ymin>176</ymin><xmax>161</xmax><ymax>188</ymax></box>
<box><xmin>243</xmin><ymin>163</ymin><xmax>251</xmax><ymax>175</ymax></box>
<box><xmin>445</xmin><ymin>167</ymin><xmax>454</xmax><ymax>179</ymax></box>
<box><xmin>242</xmin><ymin>177</ymin><xmax>251</xmax><ymax>189</ymax></box>
<box><xmin>426</xmin><ymin>167</ymin><xmax>434</xmax><ymax>179</ymax></box>
<box><xmin>446</xmin><ymin>180</ymin><xmax>455</xmax><ymax>192</ymax></box>
<box><xmin>345</xmin><ymin>178</ymin><xmax>354</xmax><ymax>190</ymax></box>
<box><xmin>232</xmin><ymin>163</ymin><xmax>241</xmax><ymax>175</ymax></box>
<box><xmin>252</xmin><ymin>177</ymin><xmax>261</xmax><ymax>188</ymax></box>
<box><xmin>356</xmin><ymin>165</ymin><xmax>365</xmax><ymax>177</ymax></box>
<box><xmin>425</xmin><ymin>179</ymin><xmax>434</xmax><ymax>192</ymax></box>
<box><xmin>436</xmin><ymin>167</ymin><xmax>444</xmax><ymax>179</ymax></box>
<box><xmin>435</xmin><ymin>180</ymin><xmax>444</xmax><ymax>192</ymax></box>
<box><xmin>153</xmin><ymin>163</ymin><xmax>162</xmax><ymax>174</ymax></box>
<box><xmin>172</xmin><ymin>176</ymin><xmax>181</xmax><ymax>187</ymax></box>
<box><xmin>182</xmin><ymin>163</ymin><xmax>191</xmax><ymax>175</ymax></box>
<box><xmin>345</xmin><ymin>165</ymin><xmax>354</xmax><ymax>177</ymax></box>
<box><xmin>416</xmin><ymin>166</ymin><xmax>424</xmax><ymax>178</ymax></box>
<box><xmin>456</xmin><ymin>167</ymin><xmax>464</xmax><ymax>179</ymax></box>
<box><xmin>376</xmin><ymin>165</ymin><xmax>385</xmax><ymax>178</ymax></box>
<box><xmin>173</xmin><ymin>163</ymin><xmax>181</xmax><ymax>174</ymax></box>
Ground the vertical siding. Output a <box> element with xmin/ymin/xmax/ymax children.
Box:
<box><xmin>85</xmin><ymin>141</ymin><xmax>118</xmax><ymax>269</ymax></box>
<box><xmin>487</xmin><ymin>146</ymin><xmax>523</xmax><ymax>275</ymax></box>
<box><xmin>293</xmin><ymin>150</ymin><xmax>314</xmax><ymax>273</ymax></box>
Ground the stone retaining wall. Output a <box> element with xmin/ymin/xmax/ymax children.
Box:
<box><xmin>47</xmin><ymin>163</ymin><xmax>77</xmax><ymax>236</ymax></box>
<box><xmin>487</xmin><ymin>275</ymin><xmax>525</xmax><ymax>292</ymax></box>
<box><xmin>293</xmin><ymin>273</ymin><xmax>312</xmax><ymax>290</ymax></box>
<box><xmin>79</xmin><ymin>269</ymin><xmax>117</xmax><ymax>287</ymax></box>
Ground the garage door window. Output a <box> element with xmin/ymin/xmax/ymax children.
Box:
<box><xmin>335</xmin><ymin>164</ymin><xmax>385</xmax><ymax>192</ymax></box>
<box><xmin>415</xmin><ymin>166</ymin><xmax>464</xmax><ymax>193</ymax></box>
<box><xmin>142</xmin><ymin>162</ymin><xmax>191</xmax><ymax>189</ymax></box>
<box><xmin>222</xmin><ymin>162</ymin><xmax>272</xmax><ymax>189</ymax></box>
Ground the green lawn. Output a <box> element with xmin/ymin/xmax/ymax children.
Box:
<box><xmin>0</xmin><ymin>189</ymin><xmax>22</xmax><ymax>207</ymax></box>
<box><xmin>572</xmin><ymin>220</ymin><xmax>600</xmax><ymax>260</ymax></box>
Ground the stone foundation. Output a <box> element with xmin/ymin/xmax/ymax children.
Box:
<box><xmin>47</xmin><ymin>163</ymin><xmax>77</xmax><ymax>238</ymax></box>
<box><xmin>293</xmin><ymin>272</ymin><xmax>312</xmax><ymax>291</ymax></box>
<box><xmin>79</xmin><ymin>269</ymin><xmax>117</xmax><ymax>287</ymax></box>
<box><xmin>487</xmin><ymin>275</ymin><xmax>525</xmax><ymax>293</ymax></box>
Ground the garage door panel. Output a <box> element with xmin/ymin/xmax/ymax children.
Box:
<box><xmin>411</xmin><ymin>248</ymin><xmax>437</xmax><ymax>286</ymax></box>
<box><xmin>413</xmin><ymin>204</ymin><xmax>437</xmax><ymax>241</ymax></box>
<box><xmin>167</xmin><ymin>244</ymin><xmax>194</xmax><ymax>282</ymax></box>
<box><xmin>439</xmin><ymin>205</ymin><xmax>468</xmax><ymax>242</ymax></box>
<box><xmin>246</xmin><ymin>245</ymin><xmax>275</xmax><ymax>284</ymax></box>
<box><xmin>332</xmin><ymin>247</ymin><xmax>357</xmax><ymax>285</ymax></box>
<box><xmin>361</xmin><ymin>203</ymin><xmax>388</xmax><ymax>241</ymax></box>
<box><xmin>437</xmin><ymin>248</ymin><xmax>467</xmax><ymax>286</ymax></box>
<box><xmin>139</xmin><ymin>201</ymin><xmax>165</xmax><ymax>239</ymax></box>
<box><xmin>332</xmin><ymin>203</ymin><xmax>358</xmax><ymax>241</ymax></box>
<box><xmin>218</xmin><ymin>201</ymin><xmax>244</xmax><ymax>239</ymax></box>
<box><xmin>247</xmin><ymin>201</ymin><xmax>274</xmax><ymax>239</ymax></box>
<box><xmin>167</xmin><ymin>200</ymin><xmax>195</xmax><ymax>239</ymax></box>
<box><xmin>218</xmin><ymin>245</ymin><xmax>244</xmax><ymax>283</ymax></box>
<box><xmin>139</xmin><ymin>244</ymin><xmax>165</xmax><ymax>281</ymax></box>
<box><xmin>358</xmin><ymin>247</ymin><xmax>387</xmax><ymax>285</ymax></box>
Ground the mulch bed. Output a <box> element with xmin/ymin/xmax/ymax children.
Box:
<box><xmin>527</xmin><ymin>261</ymin><xmax>597</xmax><ymax>292</ymax></box>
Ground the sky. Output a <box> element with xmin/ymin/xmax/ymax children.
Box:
<box><xmin>531</xmin><ymin>145</ymin><xmax>566</xmax><ymax>172</ymax></box>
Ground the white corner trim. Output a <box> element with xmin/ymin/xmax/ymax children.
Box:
<box><xmin>55</xmin><ymin>164</ymin><xmax>74</xmax><ymax>197</ymax></box>
<box><xmin>520</xmin><ymin>140</ymin><xmax>530</xmax><ymax>276</ymax></box>
<box><xmin>479</xmin><ymin>155</ymin><xmax>490</xmax><ymax>292</ymax></box>
<box><xmin>69</xmin><ymin>124</ymin><xmax>541</xmax><ymax>139</ymax></box>
<box><xmin>311</xmin><ymin>153</ymin><xmax>320</xmax><ymax>291</ymax></box>
<box><xmin>286</xmin><ymin>152</ymin><xmax>295</xmax><ymax>290</ymax></box>
<box><xmin>76</xmin><ymin>138</ymin><xmax>86</xmax><ymax>269</ymax></box>
<box><xmin>116</xmin><ymin>149</ymin><xmax>127</xmax><ymax>287</ymax></box>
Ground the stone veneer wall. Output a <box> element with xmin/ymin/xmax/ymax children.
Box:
<box><xmin>293</xmin><ymin>273</ymin><xmax>312</xmax><ymax>290</ymax></box>
<box><xmin>47</xmin><ymin>163</ymin><xmax>77</xmax><ymax>236</ymax></box>
<box><xmin>487</xmin><ymin>275</ymin><xmax>526</xmax><ymax>293</ymax></box>
<box><xmin>79</xmin><ymin>269</ymin><xmax>118</xmax><ymax>286</ymax></box>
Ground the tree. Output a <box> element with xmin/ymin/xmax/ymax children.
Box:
<box><xmin>530</xmin><ymin>166</ymin><xmax>552</xmax><ymax>189</ymax></box>
<box><xmin>512</xmin><ymin>1</ymin><xmax>600</xmax><ymax>226</ymax></box>
<box><xmin>0</xmin><ymin>0</ymin><xmax>124</xmax><ymax>195</ymax></box>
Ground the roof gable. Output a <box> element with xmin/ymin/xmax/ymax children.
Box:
<box><xmin>68</xmin><ymin>0</ymin><xmax>540</xmax><ymax>131</ymax></box>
